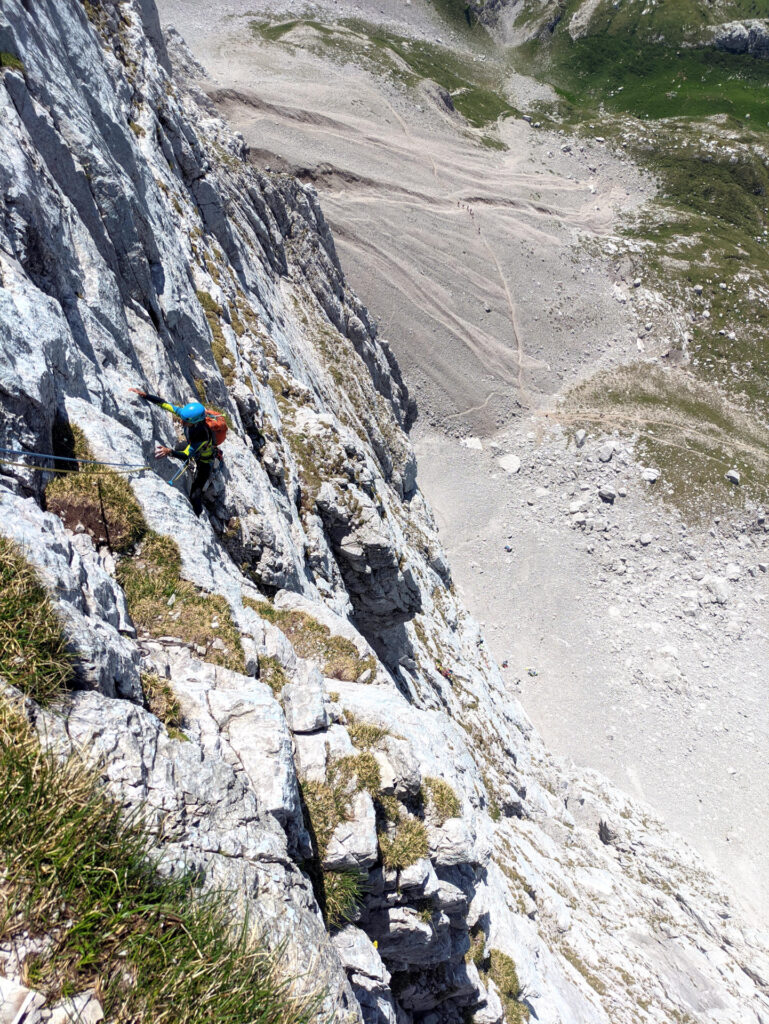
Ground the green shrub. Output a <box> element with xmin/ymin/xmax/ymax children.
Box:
<box><xmin>423</xmin><ymin>776</ymin><xmax>461</xmax><ymax>824</ymax></box>
<box><xmin>46</xmin><ymin>425</ymin><xmax>146</xmax><ymax>552</ymax></box>
<box><xmin>379</xmin><ymin>817</ymin><xmax>428</xmax><ymax>870</ymax></box>
<box><xmin>117</xmin><ymin>532</ymin><xmax>245</xmax><ymax>672</ymax></box>
<box><xmin>0</xmin><ymin>537</ymin><xmax>73</xmax><ymax>705</ymax></box>
<box><xmin>0</xmin><ymin>698</ymin><xmax>310</xmax><ymax>1022</ymax></box>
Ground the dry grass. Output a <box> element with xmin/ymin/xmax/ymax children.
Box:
<box><xmin>117</xmin><ymin>532</ymin><xmax>245</xmax><ymax>672</ymax></box>
<box><xmin>0</xmin><ymin>698</ymin><xmax>310</xmax><ymax>1023</ymax></box>
<box><xmin>245</xmin><ymin>600</ymin><xmax>375</xmax><ymax>681</ymax></box>
<box><xmin>0</xmin><ymin>537</ymin><xmax>73</xmax><ymax>706</ymax></box>
<box><xmin>45</xmin><ymin>426</ymin><xmax>147</xmax><ymax>552</ymax></box>
<box><xmin>423</xmin><ymin>776</ymin><xmax>461</xmax><ymax>825</ymax></box>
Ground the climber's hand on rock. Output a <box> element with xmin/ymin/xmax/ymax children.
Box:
<box><xmin>155</xmin><ymin>444</ymin><xmax>171</xmax><ymax>459</ymax></box>
<box><xmin>129</xmin><ymin>387</ymin><xmax>147</xmax><ymax>397</ymax></box>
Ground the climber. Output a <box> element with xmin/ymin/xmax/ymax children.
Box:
<box><xmin>129</xmin><ymin>388</ymin><xmax>218</xmax><ymax>516</ymax></box>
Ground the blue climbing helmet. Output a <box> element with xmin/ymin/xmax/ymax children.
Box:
<box><xmin>176</xmin><ymin>402</ymin><xmax>206</xmax><ymax>424</ymax></box>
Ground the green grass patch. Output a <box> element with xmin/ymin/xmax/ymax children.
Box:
<box><xmin>0</xmin><ymin>697</ymin><xmax>309</xmax><ymax>1022</ymax></box>
<box><xmin>45</xmin><ymin>425</ymin><xmax>147</xmax><ymax>552</ymax></box>
<box><xmin>423</xmin><ymin>776</ymin><xmax>461</xmax><ymax>824</ymax></box>
<box><xmin>534</xmin><ymin>35</ymin><xmax>769</xmax><ymax>122</ymax></box>
<box><xmin>0</xmin><ymin>52</ymin><xmax>24</xmax><ymax>72</ymax></box>
<box><xmin>117</xmin><ymin>532</ymin><xmax>245</xmax><ymax>672</ymax></box>
<box><xmin>258</xmin><ymin>655</ymin><xmax>290</xmax><ymax>695</ymax></box>
<box><xmin>245</xmin><ymin>600</ymin><xmax>376</xmax><ymax>680</ymax></box>
<box><xmin>0</xmin><ymin>537</ymin><xmax>73</xmax><ymax>706</ymax></box>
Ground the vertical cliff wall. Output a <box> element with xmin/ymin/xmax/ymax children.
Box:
<box><xmin>0</xmin><ymin>2</ymin><xmax>767</xmax><ymax>1022</ymax></box>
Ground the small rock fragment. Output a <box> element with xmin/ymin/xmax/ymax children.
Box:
<box><xmin>725</xmin><ymin>469</ymin><xmax>740</xmax><ymax>485</ymax></box>
<box><xmin>598</xmin><ymin>442</ymin><xmax>615</xmax><ymax>463</ymax></box>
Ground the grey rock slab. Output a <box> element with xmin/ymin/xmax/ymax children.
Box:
<box><xmin>283</xmin><ymin>660</ymin><xmax>329</xmax><ymax>734</ymax></box>
<box><xmin>46</xmin><ymin>991</ymin><xmax>104</xmax><ymax>1024</ymax></box>
<box><xmin>0</xmin><ymin>978</ymin><xmax>45</xmax><ymax>1024</ymax></box>
<box><xmin>428</xmin><ymin>818</ymin><xmax>477</xmax><ymax>866</ymax></box>
<box><xmin>324</xmin><ymin>790</ymin><xmax>378</xmax><ymax>870</ymax></box>
<box><xmin>332</xmin><ymin>925</ymin><xmax>390</xmax><ymax>985</ymax></box>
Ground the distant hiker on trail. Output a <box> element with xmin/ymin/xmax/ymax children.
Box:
<box><xmin>129</xmin><ymin>389</ymin><xmax>227</xmax><ymax>516</ymax></box>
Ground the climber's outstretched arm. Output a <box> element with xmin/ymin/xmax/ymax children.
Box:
<box><xmin>129</xmin><ymin>388</ymin><xmax>179</xmax><ymax>417</ymax></box>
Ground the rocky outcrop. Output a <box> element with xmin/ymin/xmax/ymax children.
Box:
<box><xmin>713</xmin><ymin>19</ymin><xmax>769</xmax><ymax>58</ymax></box>
<box><xmin>1</xmin><ymin>2</ymin><xmax>768</xmax><ymax>1024</ymax></box>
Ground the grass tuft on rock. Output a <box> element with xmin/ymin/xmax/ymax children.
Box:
<box><xmin>197</xmin><ymin>291</ymin><xmax>235</xmax><ymax>386</ymax></box>
<box><xmin>45</xmin><ymin>425</ymin><xmax>147</xmax><ymax>552</ymax></box>
<box><xmin>141</xmin><ymin>672</ymin><xmax>186</xmax><ymax>741</ymax></box>
<box><xmin>300</xmin><ymin>754</ymin><xmax>382</xmax><ymax>862</ymax></box>
<box><xmin>345</xmin><ymin>712</ymin><xmax>390</xmax><ymax>750</ymax></box>
<box><xmin>246</xmin><ymin>600</ymin><xmax>376</xmax><ymax>681</ymax></box>
<box><xmin>487</xmin><ymin>949</ymin><xmax>530</xmax><ymax>1024</ymax></box>
<box><xmin>0</xmin><ymin>52</ymin><xmax>24</xmax><ymax>72</ymax></box>
<box><xmin>0</xmin><ymin>537</ymin><xmax>73</xmax><ymax>706</ymax></box>
<box><xmin>379</xmin><ymin>817</ymin><xmax>428</xmax><ymax>870</ymax></box>
<box><xmin>0</xmin><ymin>697</ymin><xmax>309</xmax><ymax>1023</ymax></box>
<box><xmin>117</xmin><ymin>532</ymin><xmax>245</xmax><ymax>672</ymax></box>
<box><xmin>423</xmin><ymin>776</ymin><xmax>461</xmax><ymax>825</ymax></box>
<box><xmin>322</xmin><ymin>869</ymin><xmax>365</xmax><ymax>930</ymax></box>
<box><xmin>258</xmin><ymin>655</ymin><xmax>290</xmax><ymax>695</ymax></box>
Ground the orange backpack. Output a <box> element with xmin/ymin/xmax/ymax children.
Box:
<box><xmin>205</xmin><ymin>410</ymin><xmax>228</xmax><ymax>447</ymax></box>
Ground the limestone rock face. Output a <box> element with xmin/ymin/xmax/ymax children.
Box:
<box><xmin>1</xmin><ymin>3</ymin><xmax>768</xmax><ymax>1024</ymax></box>
<box><xmin>714</xmin><ymin>19</ymin><xmax>769</xmax><ymax>57</ymax></box>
